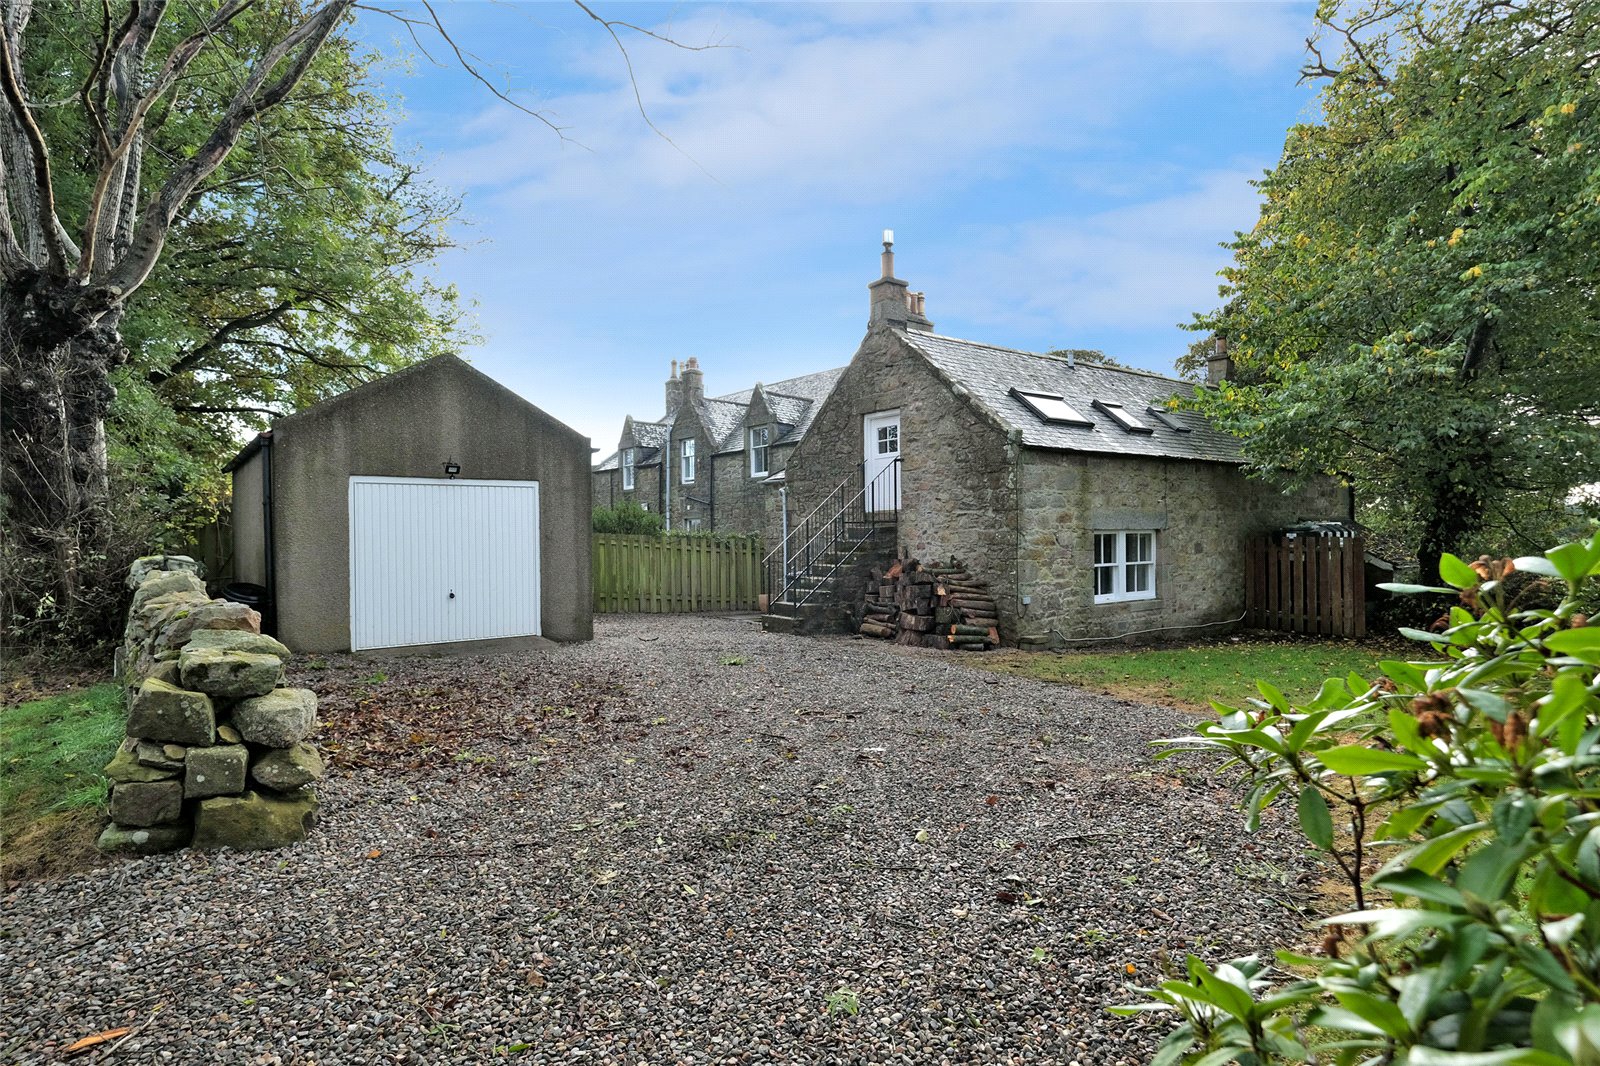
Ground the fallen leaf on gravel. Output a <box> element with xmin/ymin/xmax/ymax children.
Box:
<box><xmin>64</xmin><ymin>1027</ymin><xmax>130</xmax><ymax>1054</ymax></box>
<box><xmin>995</xmin><ymin>890</ymin><xmax>1021</xmax><ymax>904</ymax></box>
<box><xmin>594</xmin><ymin>869</ymin><xmax>618</xmax><ymax>885</ymax></box>
<box><xmin>984</xmin><ymin>795</ymin><xmax>999</xmax><ymax>806</ymax></box>
<box><xmin>366</xmin><ymin>849</ymin><xmax>382</xmax><ymax>859</ymax></box>
<box><xmin>681</xmin><ymin>884</ymin><xmax>698</xmax><ymax>896</ymax></box>
<box><xmin>915</xmin><ymin>828</ymin><xmax>930</xmax><ymax>842</ymax></box>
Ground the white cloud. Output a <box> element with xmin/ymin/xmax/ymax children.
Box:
<box><xmin>937</xmin><ymin>166</ymin><xmax>1267</xmax><ymax>339</ymax></box>
<box><xmin>364</xmin><ymin>1</ymin><xmax>1317</xmax><ymax>443</ymax></box>
<box><xmin>424</xmin><ymin>3</ymin><xmax>1307</xmax><ymax>210</ymax></box>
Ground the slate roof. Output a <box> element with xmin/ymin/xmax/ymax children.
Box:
<box><xmin>899</xmin><ymin>329</ymin><xmax>1243</xmax><ymax>464</ymax></box>
<box><xmin>631</xmin><ymin>420</ymin><xmax>670</xmax><ymax>449</ymax></box>
<box><xmin>700</xmin><ymin>398</ymin><xmax>753</xmax><ymax>454</ymax></box>
<box><xmin>594</xmin><ymin>365</ymin><xmax>844</xmax><ymax>469</ymax></box>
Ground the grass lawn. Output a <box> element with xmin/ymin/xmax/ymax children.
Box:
<box><xmin>982</xmin><ymin>635</ymin><xmax>1408</xmax><ymax>713</ymax></box>
<box><xmin>1</xmin><ymin>682</ymin><xmax>123</xmax><ymax>880</ymax></box>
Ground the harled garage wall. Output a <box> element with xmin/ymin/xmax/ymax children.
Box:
<box><xmin>263</xmin><ymin>357</ymin><xmax>593</xmax><ymax>652</ymax></box>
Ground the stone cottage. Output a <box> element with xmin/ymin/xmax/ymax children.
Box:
<box><xmin>592</xmin><ymin>357</ymin><xmax>843</xmax><ymax>543</ymax></box>
<box><xmin>776</xmin><ymin>238</ymin><xmax>1350</xmax><ymax>645</ymax></box>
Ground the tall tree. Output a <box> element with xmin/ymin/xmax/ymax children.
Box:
<box><xmin>2</xmin><ymin>0</ymin><xmax>358</xmax><ymax>621</ymax></box>
<box><xmin>1188</xmin><ymin>0</ymin><xmax>1600</xmax><ymax>583</ymax></box>
<box><xmin>2</xmin><ymin>1</ymin><xmax>693</xmax><ymax>638</ymax></box>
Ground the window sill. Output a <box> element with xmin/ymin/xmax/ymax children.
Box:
<box><xmin>1094</xmin><ymin>592</ymin><xmax>1157</xmax><ymax>606</ymax></box>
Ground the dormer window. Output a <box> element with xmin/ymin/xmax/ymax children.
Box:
<box><xmin>680</xmin><ymin>438</ymin><xmax>696</xmax><ymax>484</ymax></box>
<box><xmin>749</xmin><ymin>426</ymin><xmax>771</xmax><ymax>477</ymax></box>
<box><xmin>622</xmin><ymin>448</ymin><xmax>636</xmax><ymax>490</ymax></box>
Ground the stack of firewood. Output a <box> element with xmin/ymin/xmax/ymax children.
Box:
<box><xmin>859</xmin><ymin>557</ymin><xmax>1000</xmax><ymax>650</ymax></box>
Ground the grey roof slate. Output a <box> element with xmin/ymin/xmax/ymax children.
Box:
<box><xmin>699</xmin><ymin>398</ymin><xmax>752</xmax><ymax>453</ymax></box>
<box><xmin>595</xmin><ymin>365</ymin><xmax>845</xmax><ymax>470</ymax></box>
<box><xmin>762</xmin><ymin>391</ymin><xmax>812</xmax><ymax>428</ymax></box>
<box><xmin>594</xmin><ymin>450</ymin><xmax>619</xmax><ymax>471</ymax></box>
<box><xmin>631</xmin><ymin>420</ymin><xmax>671</xmax><ymax>449</ymax></box>
<box><xmin>899</xmin><ymin>329</ymin><xmax>1242</xmax><ymax>463</ymax></box>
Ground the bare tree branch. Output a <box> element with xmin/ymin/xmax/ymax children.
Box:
<box><xmin>101</xmin><ymin>0</ymin><xmax>353</xmax><ymax>300</ymax></box>
<box><xmin>0</xmin><ymin>6</ymin><xmax>70</xmax><ymax>273</ymax></box>
<box><xmin>570</xmin><ymin>0</ymin><xmax>725</xmax><ymax>183</ymax></box>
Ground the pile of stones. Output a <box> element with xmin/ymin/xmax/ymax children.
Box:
<box><xmin>100</xmin><ymin>555</ymin><xmax>324</xmax><ymax>855</ymax></box>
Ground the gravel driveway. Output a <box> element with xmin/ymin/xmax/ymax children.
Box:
<box><xmin>3</xmin><ymin>616</ymin><xmax>1320</xmax><ymax>1065</ymax></box>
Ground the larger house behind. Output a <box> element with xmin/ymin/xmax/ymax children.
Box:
<box><xmin>592</xmin><ymin>357</ymin><xmax>844</xmax><ymax>545</ymax></box>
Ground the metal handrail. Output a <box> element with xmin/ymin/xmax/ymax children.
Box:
<box><xmin>766</xmin><ymin>456</ymin><xmax>900</xmax><ymax>608</ymax></box>
<box><xmin>760</xmin><ymin>467</ymin><xmax>862</xmax><ymax>569</ymax></box>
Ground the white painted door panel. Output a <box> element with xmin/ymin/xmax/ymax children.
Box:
<box><xmin>863</xmin><ymin>410</ymin><xmax>901</xmax><ymax>512</ymax></box>
<box><xmin>349</xmin><ymin>477</ymin><xmax>540</xmax><ymax>651</ymax></box>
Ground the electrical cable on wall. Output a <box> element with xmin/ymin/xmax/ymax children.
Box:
<box><xmin>1043</xmin><ymin>609</ymin><xmax>1249</xmax><ymax>647</ymax></box>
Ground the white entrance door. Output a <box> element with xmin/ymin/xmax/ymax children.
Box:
<box><xmin>348</xmin><ymin>477</ymin><xmax>540</xmax><ymax>651</ymax></box>
<box><xmin>863</xmin><ymin>409</ymin><xmax>901</xmax><ymax>512</ymax></box>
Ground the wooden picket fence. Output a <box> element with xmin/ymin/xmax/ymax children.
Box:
<box><xmin>1245</xmin><ymin>531</ymin><xmax>1367</xmax><ymax>638</ymax></box>
<box><xmin>592</xmin><ymin>534</ymin><xmax>763</xmax><ymax>613</ymax></box>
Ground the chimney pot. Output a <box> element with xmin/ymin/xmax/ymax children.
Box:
<box><xmin>681</xmin><ymin>357</ymin><xmax>705</xmax><ymax>405</ymax></box>
<box><xmin>665</xmin><ymin>360</ymin><xmax>685</xmax><ymax>414</ymax></box>
<box><xmin>1206</xmin><ymin>337</ymin><xmax>1234</xmax><ymax>386</ymax></box>
<box><xmin>868</xmin><ymin>234</ymin><xmax>933</xmax><ymax>332</ymax></box>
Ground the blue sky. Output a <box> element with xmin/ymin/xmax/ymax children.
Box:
<box><xmin>356</xmin><ymin>2</ymin><xmax>1321</xmax><ymax>450</ymax></box>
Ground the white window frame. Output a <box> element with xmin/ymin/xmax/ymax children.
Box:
<box><xmin>680</xmin><ymin>438</ymin><xmax>696</xmax><ymax>484</ymax></box>
<box><xmin>1093</xmin><ymin>530</ymin><xmax>1156</xmax><ymax>604</ymax></box>
<box><xmin>621</xmin><ymin>448</ymin><xmax>635</xmax><ymax>490</ymax></box>
<box><xmin>748</xmin><ymin>426</ymin><xmax>770</xmax><ymax>477</ymax></box>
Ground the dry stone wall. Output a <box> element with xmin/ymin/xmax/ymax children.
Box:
<box><xmin>101</xmin><ymin>556</ymin><xmax>323</xmax><ymax>855</ymax></box>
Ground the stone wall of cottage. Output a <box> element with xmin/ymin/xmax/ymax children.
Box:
<box><xmin>592</xmin><ymin>461</ymin><xmax>665</xmax><ymax>521</ymax></box>
<box><xmin>103</xmin><ymin>555</ymin><xmax>323</xmax><ymax>855</ymax></box>
<box><xmin>707</xmin><ymin>438</ymin><xmax>796</xmax><ymax>546</ymax></box>
<box><xmin>1015</xmin><ymin>451</ymin><xmax>1349</xmax><ymax>643</ymax></box>
<box><xmin>668</xmin><ymin>419</ymin><xmax>708</xmax><ymax>530</ymax></box>
<box><xmin>783</xmin><ymin>327</ymin><xmax>1023</xmax><ymax>639</ymax></box>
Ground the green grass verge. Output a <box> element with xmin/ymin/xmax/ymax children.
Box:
<box><xmin>1</xmin><ymin>682</ymin><xmax>124</xmax><ymax>828</ymax></box>
<box><xmin>983</xmin><ymin>638</ymin><xmax>1399</xmax><ymax>713</ymax></box>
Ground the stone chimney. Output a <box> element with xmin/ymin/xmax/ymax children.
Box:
<box><xmin>1206</xmin><ymin>337</ymin><xmax>1234</xmax><ymax>386</ymax></box>
<box><xmin>664</xmin><ymin>359</ymin><xmax>684</xmax><ymax>415</ymax></box>
<box><xmin>867</xmin><ymin>230</ymin><xmax>934</xmax><ymax>332</ymax></box>
<box><xmin>681</xmin><ymin>356</ymin><xmax>705</xmax><ymax>405</ymax></box>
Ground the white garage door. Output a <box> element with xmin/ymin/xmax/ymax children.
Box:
<box><xmin>348</xmin><ymin>477</ymin><xmax>540</xmax><ymax>651</ymax></box>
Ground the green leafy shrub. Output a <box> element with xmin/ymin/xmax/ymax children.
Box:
<box><xmin>1116</xmin><ymin>532</ymin><xmax>1600</xmax><ymax>1064</ymax></box>
<box><xmin>592</xmin><ymin>500</ymin><xmax>664</xmax><ymax>535</ymax></box>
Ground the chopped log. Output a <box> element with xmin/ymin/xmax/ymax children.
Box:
<box><xmin>948</xmin><ymin>624</ymin><xmax>992</xmax><ymax>636</ymax></box>
<box><xmin>949</xmin><ymin>596</ymin><xmax>997</xmax><ymax>610</ymax></box>
<box><xmin>902</xmin><ymin>614</ymin><xmax>935</xmax><ymax>632</ymax></box>
<box><xmin>860</xmin><ymin>621</ymin><xmax>895</xmax><ymax>638</ymax></box>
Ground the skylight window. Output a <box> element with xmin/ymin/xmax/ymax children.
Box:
<box><xmin>1092</xmin><ymin>400</ymin><xmax>1154</xmax><ymax>434</ymax></box>
<box><xmin>1146</xmin><ymin>407</ymin><xmax>1193</xmax><ymax>432</ymax></box>
<box><xmin>1011</xmin><ymin>389</ymin><xmax>1092</xmax><ymax>427</ymax></box>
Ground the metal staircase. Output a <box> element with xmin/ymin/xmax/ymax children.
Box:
<box><xmin>763</xmin><ymin>458</ymin><xmax>900</xmax><ymax>626</ymax></box>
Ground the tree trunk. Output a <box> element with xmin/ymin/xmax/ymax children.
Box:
<box><xmin>1415</xmin><ymin>478</ymin><xmax>1484</xmax><ymax>588</ymax></box>
<box><xmin>1</xmin><ymin>277</ymin><xmax>123</xmax><ymax>620</ymax></box>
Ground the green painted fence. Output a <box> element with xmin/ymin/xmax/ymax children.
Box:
<box><xmin>592</xmin><ymin>534</ymin><xmax>764</xmax><ymax>613</ymax></box>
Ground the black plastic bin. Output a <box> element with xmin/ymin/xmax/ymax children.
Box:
<box><xmin>221</xmin><ymin>582</ymin><xmax>276</xmax><ymax>636</ymax></box>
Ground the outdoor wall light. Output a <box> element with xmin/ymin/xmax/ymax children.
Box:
<box><xmin>443</xmin><ymin>459</ymin><xmax>461</xmax><ymax>479</ymax></box>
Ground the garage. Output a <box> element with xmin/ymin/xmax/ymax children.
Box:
<box><xmin>348</xmin><ymin>477</ymin><xmax>541</xmax><ymax>651</ymax></box>
<box><xmin>227</xmin><ymin>355</ymin><xmax>592</xmax><ymax>653</ymax></box>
